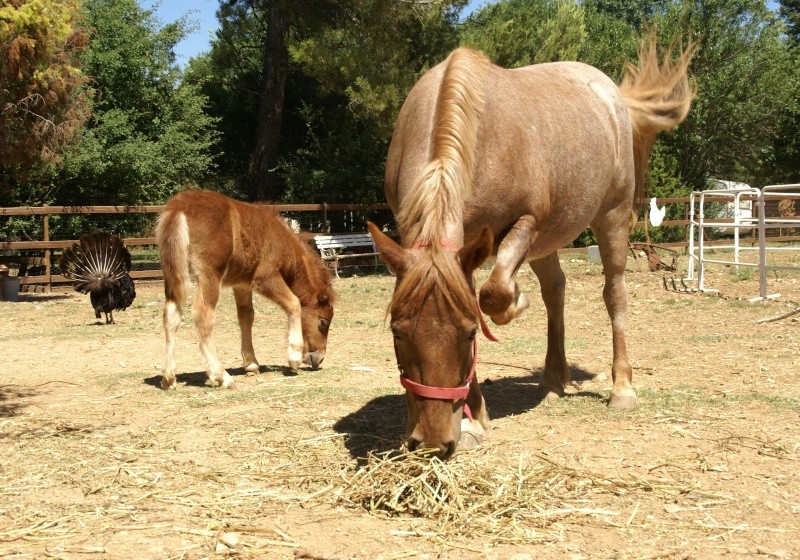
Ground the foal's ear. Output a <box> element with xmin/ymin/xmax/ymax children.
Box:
<box><xmin>459</xmin><ymin>227</ymin><xmax>493</xmax><ymax>276</ymax></box>
<box><xmin>367</xmin><ymin>221</ymin><xmax>408</xmax><ymax>274</ymax></box>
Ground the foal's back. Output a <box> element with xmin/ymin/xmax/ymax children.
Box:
<box><xmin>164</xmin><ymin>189</ymin><xmax>298</xmax><ymax>283</ymax></box>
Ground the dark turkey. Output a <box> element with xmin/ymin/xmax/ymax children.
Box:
<box><xmin>59</xmin><ymin>232</ymin><xmax>137</xmax><ymax>324</ymax></box>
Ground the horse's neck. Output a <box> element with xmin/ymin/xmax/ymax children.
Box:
<box><xmin>403</xmin><ymin>220</ymin><xmax>464</xmax><ymax>249</ymax></box>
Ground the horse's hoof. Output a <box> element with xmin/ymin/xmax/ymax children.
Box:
<box><xmin>608</xmin><ymin>394</ymin><xmax>637</xmax><ymax>409</ymax></box>
<box><xmin>160</xmin><ymin>377</ymin><xmax>176</xmax><ymax>390</ymax></box>
<box><xmin>458</xmin><ymin>418</ymin><xmax>484</xmax><ymax>450</ymax></box>
<box><xmin>535</xmin><ymin>384</ymin><xmax>564</xmax><ymax>400</ymax></box>
<box><xmin>244</xmin><ymin>362</ymin><xmax>259</xmax><ymax>376</ymax></box>
<box><xmin>458</xmin><ymin>429</ymin><xmax>483</xmax><ymax>450</ymax></box>
<box><xmin>288</xmin><ymin>360</ymin><xmax>301</xmax><ymax>372</ymax></box>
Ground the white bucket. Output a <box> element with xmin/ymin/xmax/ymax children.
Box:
<box><xmin>587</xmin><ymin>245</ymin><xmax>601</xmax><ymax>263</ymax></box>
<box><xmin>1</xmin><ymin>275</ymin><xmax>20</xmax><ymax>302</ymax></box>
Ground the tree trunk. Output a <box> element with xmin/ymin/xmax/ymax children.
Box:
<box><xmin>248</xmin><ymin>0</ymin><xmax>289</xmax><ymax>202</ymax></box>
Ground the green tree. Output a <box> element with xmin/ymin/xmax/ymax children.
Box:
<box><xmin>780</xmin><ymin>0</ymin><xmax>800</xmax><ymax>45</ymax></box>
<box><xmin>651</xmin><ymin>0</ymin><xmax>798</xmax><ymax>190</ymax></box>
<box><xmin>0</xmin><ymin>0</ymin><xmax>89</xmax><ymax>203</ymax></box>
<box><xmin>190</xmin><ymin>0</ymin><xmax>464</xmax><ymax>202</ymax></box>
<box><xmin>460</xmin><ymin>0</ymin><xmax>587</xmax><ymax>68</ymax></box>
<box><xmin>52</xmin><ymin>0</ymin><xmax>219</xmax><ymax>206</ymax></box>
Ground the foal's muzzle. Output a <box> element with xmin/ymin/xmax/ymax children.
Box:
<box><xmin>303</xmin><ymin>351</ymin><xmax>325</xmax><ymax>368</ymax></box>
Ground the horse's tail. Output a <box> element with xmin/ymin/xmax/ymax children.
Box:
<box><xmin>619</xmin><ymin>34</ymin><xmax>696</xmax><ymax>212</ymax></box>
<box><xmin>155</xmin><ymin>209</ymin><xmax>191</xmax><ymax>307</ymax></box>
<box><xmin>397</xmin><ymin>47</ymin><xmax>490</xmax><ymax>241</ymax></box>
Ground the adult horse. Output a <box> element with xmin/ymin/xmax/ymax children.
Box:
<box><xmin>368</xmin><ymin>37</ymin><xmax>694</xmax><ymax>458</ymax></box>
<box><xmin>156</xmin><ymin>190</ymin><xmax>335</xmax><ymax>390</ymax></box>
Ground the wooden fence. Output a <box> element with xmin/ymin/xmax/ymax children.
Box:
<box><xmin>2</xmin><ymin>196</ymin><xmax>797</xmax><ymax>292</ymax></box>
<box><xmin>0</xmin><ymin>202</ymin><xmax>392</xmax><ymax>290</ymax></box>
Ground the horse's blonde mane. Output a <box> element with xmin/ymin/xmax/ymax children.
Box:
<box><xmin>396</xmin><ymin>47</ymin><xmax>491</xmax><ymax>242</ymax></box>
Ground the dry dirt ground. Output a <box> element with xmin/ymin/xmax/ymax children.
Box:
<box><xmin>1</xmin><ymin>248</ymin><xmax>799</xmax><ymax>560</ymax></box>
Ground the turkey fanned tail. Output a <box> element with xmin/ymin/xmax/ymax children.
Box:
<box><xmin>59</xmin><ymin>232</ymin><xmax>136</xmax><ymax>324</ymax></box>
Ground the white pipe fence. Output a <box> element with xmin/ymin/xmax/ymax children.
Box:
<box><xmin>687</xmin><ymin>184</ymin><xmax>800</xmax><ymax>300</ymax></box>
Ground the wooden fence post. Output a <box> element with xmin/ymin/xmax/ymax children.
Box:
<box><xmin>43</xmin><ymin>207</ymin><xmax>51</xmax><ymax>293</ymax></box>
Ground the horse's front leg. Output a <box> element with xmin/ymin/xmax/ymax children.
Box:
<box><xmin>193</xmin><ymin>275</ymin><xmax>233</xmax><ymax>388</ymax></box>
<box><xmin>530</xmin><ymin>253</ymin><xmax>569</xmax><ymax>398</ymax></box>
<box><xmin>233</xmin><ymin>287</ymin><xmax>260</xmax><ymax>375</ymax></box>
<box><xmin>479</xmin><ymin>215</ymin><xmax>536</xmax><ymax>324</ymax></box>
<box><xmin>252</xmin><ymin>273</ymin><xmax>304</xmax><ymax>372</ymax></box>
<box><xmin>459</xmin><ymin>378</ymin><xmax>491</xmax><ymax>450</ymax></box>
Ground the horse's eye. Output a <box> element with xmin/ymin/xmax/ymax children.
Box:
<box><xmin>467</xmin><ymin>329</ymin><xmax>478</xmax><ymax>341</ymax></box>
<box><xmin>390</xmin><ymin>326</ymin><xmax>402</xmax><ymax>341</ymax></box>
<box><xmin>319</xmin><ymin>318</ymin><xmax>329</xmax><ymax>330</ymax></box>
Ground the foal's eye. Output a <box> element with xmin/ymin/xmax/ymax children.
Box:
<box><xmin>319</xmin><ymin>319</ymin><xmax>329</xmax><ymax>330</ymax></box>
<box><xmin>467</xmin><ymin>329</ymin><xmax>478</xmax><ymax>341</ymax></box>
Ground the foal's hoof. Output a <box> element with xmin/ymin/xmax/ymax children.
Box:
<box><xmin>608</xmin><ymin>394</ymin><xmax>637</xmax><ymax>409</ymax></box>
<box><xmin>288</xmin><ymin>360</ymin><xmax>301</xmax><ymax>373</ymax></box>
<box><xmin>160</xmin><ymin>377</ymin><xmax>176</xmax><ymax>390</ymax></box>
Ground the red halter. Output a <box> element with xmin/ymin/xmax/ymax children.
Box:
<box><xmin>395</xmin><ymin>239</ymin><xmax>500</xmax><ymax>420</ymax></box>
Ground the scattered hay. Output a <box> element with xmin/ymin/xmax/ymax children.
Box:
<box><xmin>334</xmin><ymin>447</ymin><xmax>643</xmax><ymax>541</ymax></box>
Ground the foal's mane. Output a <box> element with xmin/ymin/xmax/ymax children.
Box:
<box><xmin>285</xmin><ymin>222</ymin><xmax>336</xmax><ymax>306</ymax></box>
<box><xmin>392</xmin><ymin>47</ymin><xmax>490</xmax><ymax>322</ymax></box>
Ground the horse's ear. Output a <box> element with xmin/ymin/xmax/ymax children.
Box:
<box><xmin>367</xmin><ymin>221</ymin><xmax>408</xmax><ymax>274</ymax></box>
<box><xmin>459</xmin><ymin>227</ymin><xmax>493</xmax><ymax>276</ymax></box>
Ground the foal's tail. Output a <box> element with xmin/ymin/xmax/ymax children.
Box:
<box><xmin>155</xmin><ymin>210</ymin><xmax>191</xmax><ymax>306</ymax></box>
<box><xmin>619</xmin><ymin>34</ymin><xmax>696</xmax><ymax>212</ymax></box>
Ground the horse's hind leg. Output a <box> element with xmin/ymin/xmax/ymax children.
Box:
<box><xmin>193</xmin><ymin>274</ymin><xmax>233</xmax><ymax>388</ymax></box>
<box><xmin>161</xmin><ymin>294</ymin><xmax>183</xmax><ymax>390</ymax></box>
<box><xmin>479</xmin><ymin>215</ymin><xmax>535</xmax><ymax>324</ymax></box>
<box><xmin>233</xmin><ymin>287</ymin><xmax>260</xmax><ymax>375</ymax></box>
<box><xmin>592</xmin><ymin>216</ymin><xmax>637</xmax><ymax>409</ymax></box>
<box><xmin>529</xmin><ymin>253</ymin><xmax>569</xmax><ymax>398</ymax></box>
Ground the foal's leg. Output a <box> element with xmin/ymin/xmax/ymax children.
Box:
<box><xmin>592</xmin><ymin>214</ymin><xmax>637</xmax><ymax>409</ymax></box>
<box><xmin>233</xmin><ymin>287</ymin><xmax>260</xmax><ymax>375</ymax></box>
<box><xmin>193</xmin><ymin>275</ymin><xmax>233</xmax><ymax>388</ymax></box>
<box><xmin>252</xmin><ymin>273</ymin><xmax>304</xmax><ymax>372</ymax></box>
<box><xmin>161</xmin><ymin>295</ymin><xmax>183</xmax><ymax>390</ymax></box>
<box><xmin>479</xmin><ymin>215</ymin><xmax>536</xmax><ymax>324</ymax></box>
<box><xmin>530</xmin><ymin>253</ymin><xmax>569</xmax><ymax>398</ymax></box>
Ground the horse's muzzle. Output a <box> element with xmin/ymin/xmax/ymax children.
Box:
<box><xmin>407</xmin><ymin>437</ymin><xmax>456</xmax><ymax>460</ymax></box>
<box><xmin>303</xmin><ymin>351</ymin><xmax>325</xmax><ymax>368</ymax></box>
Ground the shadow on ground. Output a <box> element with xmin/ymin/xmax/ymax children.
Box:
<box><xmin>143</xmin><ymin>364</ymin><xmax>305</xmax><ymax>388</ymax></box>
<box><xmin>333</xmin><ymin>363</ymin><xmax>606</xmax><ymax>460</ymax></box>
<box><xmin>0</xmin><ymin>384</ymin><xmax>38</xmax><ymax>418</ymax></box>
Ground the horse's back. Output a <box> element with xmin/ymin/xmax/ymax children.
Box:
<box><xmin>387</xmin><ymin>54</ymin><xmax>635</xmax><ymax>248</ymax></box>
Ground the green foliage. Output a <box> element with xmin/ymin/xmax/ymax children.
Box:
<box><xmin>650</xmin><ymin>0</ymin><xmax>798</xmax><ymax>190</ymax></box>
<box><xmin>0</xmin><ymin>0</ymin><xmax>89</xmax><ymax>186</ymax></box>
<box><xmin>51</xmin><ymin>0</ymin><xmax>219</xmax><ymax>206</ymax></box>
<box><xmin>460</xmin><ymin>0</ymin><xmax>587</xmax><ymax>67</ymax></box>
<box><xmin>780</xmin><ymin>0</ymin><xmax>800</xmax><ymax>45</ymax></box>
<box><xmin>190</xmin><ymin>0</ymin><xmax>465</xmax><ymax>202</ymax></box>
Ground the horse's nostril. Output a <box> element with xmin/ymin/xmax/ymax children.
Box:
<box><xmin>441</xmin><ymin>440</ymin><xmax>456</xmax><ymax>460</ymax></box>
<box><xmin>407</xmin><ymin>438</ymin><xmax>456</xmax><ymax>459</ymax></box>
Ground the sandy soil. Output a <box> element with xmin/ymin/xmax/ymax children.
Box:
<box><xmin>1</xmin><ymin>249</ymin><xmax>798</xmax><ymax>559</ymax></box>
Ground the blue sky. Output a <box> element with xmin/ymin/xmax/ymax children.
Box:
<box><xmin>138</xmin><ymin>0</ymin><xmax>491</xmax><ymax>65</ymax></box>
<box><xmin>139</xmin><ymin>0</ymin><xmax>779</xmax><ymax>65</ymax></box>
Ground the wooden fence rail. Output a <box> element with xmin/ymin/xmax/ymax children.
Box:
<box><xmin>2</xmin><ymin>196</ymin><xmax>797</xmax><ymax>292</ymax></box>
